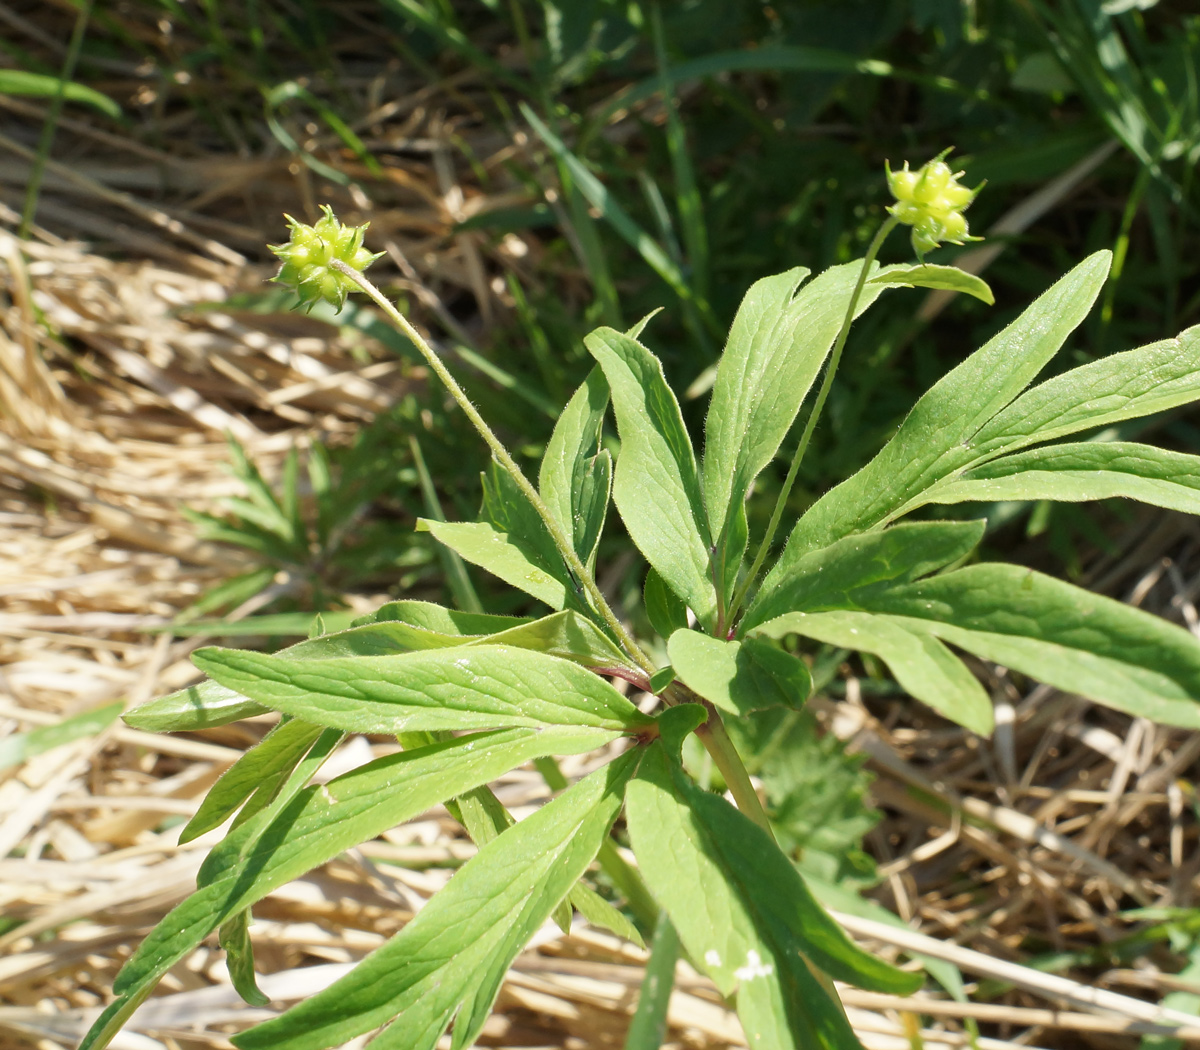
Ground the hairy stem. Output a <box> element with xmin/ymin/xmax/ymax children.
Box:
<box><xmin>337</xmin><ymin>263</ymin><xmax>776</xmax><ymax>837</ymax></box>
<box><xmin>333</xmin><ymin>260</ymin><xmax>655</xmax><ymax>676</ymax></box>
<box><xmin>730</xmin><ymin>214</ymin><xmax>900</xmax><ymax>623</ymax></box>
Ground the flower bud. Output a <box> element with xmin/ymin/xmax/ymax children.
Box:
<box><xmin>886</xmin><ymin>151</ymin><xmax>982</xmax><ymax>260</ymax></box>
<box><xmin>269</xmin><ymin>205</ymin><xmax>385</xmax><ymax>311</ymax></box>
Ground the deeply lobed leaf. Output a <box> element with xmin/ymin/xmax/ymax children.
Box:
<box><xmin>232</xmin><ymin>749</ymin><xmax>640</xmax><ymax>1050</ymax></box>
<box><xmin>775</xmin><ymin>251</ymin><xmax>1111</xmax><ymax>563</ymax></box>
<box><xmin>86</xmin><ymin>724</ymin><xmax>621</xmax><ymax>1050</ymax></box>
<box><xmin>627</xmin><ymin>742</ymin><xmax>920</xmax><ymax>1050</ymax></box>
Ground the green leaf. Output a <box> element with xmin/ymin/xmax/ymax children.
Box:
<box><xmin>756</xmin><ymin>611</ymin><xmax>992</xmax><ymax>735</ymax></box>
<box><xmin>801</xmin><ymin>870</ymin><xmax>959</xmax><ymax>995</ymax></box>
<box><xmin>156</xmin><ymin>611</ymin><xmax>358</xmax><ymax>637</ymax></box>
<box><xmin>231</xmin><ymin>750</ymin><xmax>640</xmax><ymax>1050</ymax></box>
<box><xmin>656</xmin><ymin>703</ymin><xmax>709</xmax><ymax>756</ymax></box>
<box><xmin>575</xmin><ymin>449</ymin><xmax>613</xmax><ymax>570</ymax></box>
<box><xmin>481</xmin><ymin>610</ymin><xmax>636</xmax><ymax>675</ymax></box>
<box><xmin>587</xmin><ymin>327</ymin><xmax>716</xmax><ymax>628</ymax></box>
<box><xmin>95</xmin><ymin>724</ymin><xmax>620</xmax><ymax>1043</ymax></box>
<box><xmin>925</xmin><ymin>441</ymin><xmax>1200</xmax><ymax>515</ymax></box>
<box><xmin>745</xmin><ymin>520</ymin><xmax>985</xmax><ymax>632</ymax></box>
<box><xmin>867</xmin><ymin>263</ymin><xmax>994</xmax><ymax>304</ymax></box>
<box><xmin>0</xmin><ymin>70</ymin><xmax>121</xmax><ymax>118</ymax></box>
<box><xmin>352</xmin><ymin>600</ymin><xmax>529</xmax><ymax>634</ymax></box>
<box><xmin>645</xmin><ymin>566</ymin><xmax>689</xmax><ymax>640</ymax></box>
<box><xmin>346</xmin><ymin>607</ymin><xmax>632</xmax><ymax>674</ymax></box>
<box><xmin>79</xmin><ymin>984</ymin><xmax>158</xmax><ymax>1050</ymax></box>
<box><xmin>539</xmin><ymin>367</ymin><xmax>613</xmax><ymax>568</ymax></box>
<box><xmin>624</xmin><ymin>913</ymin><xmax>679</xmax><ymax>1050</ymax></box>
<box><xmin>862</xmin><ymin>564</ymin><xmax>1200</xmax><ymax>729</ymax></box>
<box><xmin>703</xmin><ymin>262</ymin><xmax>889</xmax><ymax>545</ymax></box>
<box><xmin>200</xmin><ymin>727</ymin><xmax>345</xmax><ymax>885</ymax></box>
<box><xmin>780</xmin><ymin>251</ymin><xmax>1111</xmax><ymax>560</ymax></box>
<box><xmin>0</xmin><ymin>701</ymin><xmax>122</xmax><ymax>772</ymax></box>
<box><xmin>731</xmin><ymin>708</ymin><xmax>881</xmax><ymax>889</ymax></box>
<box><xmin>962</xmin><ymin>325</ymin><xmax>1200</xmax><ymax>462</ymax></box>
<box><xmin>123</xmin><ymin>681</ymin><xmax>269</xmax><ymax>732</ymax></box>
<box><xmin>480</xmin><ymin>458</ymin><xmax>581</xmax><ymax>608</ymax></box>
<box><xmin>649</xmin><ymin>666</ymin><xmax>677</xmax><ymax>693</ymax></box>
<box><xmin>569</xmin><ymin>881</ymin><xmax>645</xmax><ymax>948</ymax></box>
<box><xmin>179</xmin><ymin>717</ymin><xmax>325</xmax><ymax>843</ymax></box>
<box><xmin>627</xmin><ymin>744</ymin><xmax>920</xmax><ymax>1050</ymax></box>
<box><xmin>192</xmin><ymin>644</ymin><xmax>655</xmax><ymax>734</ymax></box>
<box><xmin>418</xmin><ymin>519</ymin><xmax>570</xmax><ymax>609</ymax></box>
<box><xmin>219</xmin><ymin>909</ymin><xmax>269</xmax><ymax>1007</ymax></box>
<box><xmin>668</xmin><ymin>630</ymin><xmax>810</xmax><ymax>716</ymax></box>
<box><xmin>123</xmin><ymin>606</ymin><xmax>572</xmax><ymax>734</ymax></box>
<box><xmin>127</xmin><ymin>612</ymin><xmax>524</xmax><ymax>732</ymax></box>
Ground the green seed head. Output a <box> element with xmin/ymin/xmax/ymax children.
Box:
<box><xmin>269</xmin><ymin>205</ymin><xmax>385</xmax><ymax>311</ymax></box>
<box><xmin>886</xmin><ymin>151</ymin><xmax>983</xmax><ymax>260</ymax></box>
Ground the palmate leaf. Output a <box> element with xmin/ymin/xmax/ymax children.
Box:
<box><xmin>81</xmin><ymin>725</ymin><xmax>620</xmax><ymax>1050</ymax></box>
<box><xmin>231</xmin><ymin>749</ymin><xmax>640</xmax><ymax>1050</ymax></box>
<box><xmin>587</xmin><ymin>327</ymin><xmax>717</xmax><ymax>629</ymax></box>
<box><xmin>626</xmin><ymin>742</ymin><xmax>921</xmax><ymax>1050</ymax></box>
<box><xmin>192</xmin><ymin>644</ymin><xmax>654</xmax><ymax>734</ymax></box>
<box><xmin>777</xmin><ymin>251</ymin><xmax>1112</xmax><ymax>563</ymax></box>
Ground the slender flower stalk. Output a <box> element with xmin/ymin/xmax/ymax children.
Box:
<box><xmin>330</xmin><ymin>260</ymin><xmax>654</xmax><ymax>675</ymax></box>
<box><xmin>730</xmin><ymin>152</ymin><xmax>983</xmax><ymax>625</ymax></box>
<box><xmin>730</xmin><ymin>213</ymin><xmax>900</xmax><ymax>624</ymax></box>
<box><xmin>334</xmin><ymin>259</ymin><xmax>776</xmax><ymax>829</ymax></box>
<box><xmin>271</xmin><ymin>207</ymin><xmax>774</xmax><ymax>833</ymax></box>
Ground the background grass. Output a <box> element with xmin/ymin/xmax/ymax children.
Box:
<box><xmin>7</xmin><ymin>1</ymin><xmax>1199</xmax><ymax>620</ymax></box>
<box><xmin>5</xmin><ymin>4</ymin><xmax>1200</xmax><ymax>1046</ymax></box>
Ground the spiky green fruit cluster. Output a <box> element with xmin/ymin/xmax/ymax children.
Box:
<box><xmin>886</xmin><ymin>152</ymin><xmax>983</xmax><ymax>259</ymax></box>
<box><xmin>269</xmin><ymin>205</ymin><xmax>384</xmax><ymax>311</ymax></box>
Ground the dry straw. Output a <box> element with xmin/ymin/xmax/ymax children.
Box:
<box><xmin>3</xmin><ymin>19</ymin><xmax>1200</xmax><ymax>1049</ymax></box>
